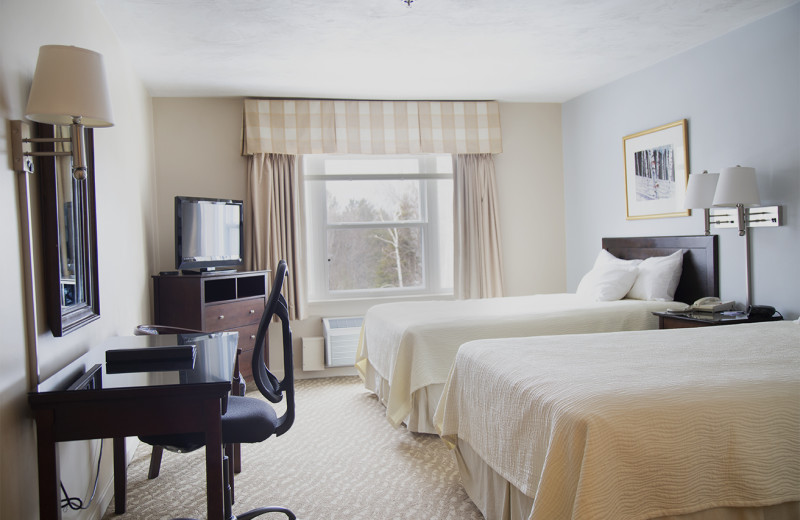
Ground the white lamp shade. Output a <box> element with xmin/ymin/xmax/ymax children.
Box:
<box><xmin>25</xmin><ymin>45</ymin><xmax>114</xmax><ymax>128</ymax></box>
<box><xmin>684</xmin><ymin>172</ymin><xmax>719</xmax><ymax>209</ymax></box>
<box><xmin>712</xmin><ymin>166</ymin><xmax>760</xmax><ymax>207</ymax></box>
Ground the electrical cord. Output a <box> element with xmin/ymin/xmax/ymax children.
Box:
<box><xmin>60</xmin><ymin>439</ymin><xmax>103</xmax><ymax>511</ymax></box>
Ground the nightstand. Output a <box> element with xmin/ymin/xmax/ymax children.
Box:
<box><xmin>652</xmin><ymin>311</ymin><xmax>783</xmax><ymax>329</ymax></box>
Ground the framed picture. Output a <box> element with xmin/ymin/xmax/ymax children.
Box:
<box><xmin>623</xmin><ymin>119</ymin><xmax>690</xmax><ymax>220</ymax></box>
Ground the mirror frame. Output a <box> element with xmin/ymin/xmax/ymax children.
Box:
<box><xmin>35</xmin><ymin>123</ymin><xmax>100</xmax><ymax>336</ymax></box>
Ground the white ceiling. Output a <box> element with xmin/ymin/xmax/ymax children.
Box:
<box><xmin>96</xmin><ymin>0</ymin><xmax>796</xmax><ymax>102</ymax></box>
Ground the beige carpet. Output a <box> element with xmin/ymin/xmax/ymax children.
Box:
<box><xmin>102</xmin><ymin>376</ymin><xmax>483</xmax><ymax>519</ymax></box>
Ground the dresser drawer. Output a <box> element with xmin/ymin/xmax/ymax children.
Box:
<box><xmin>203</xmin><ymin>297</ymin><xmax>265</xmax><ymax>331</ymax></box>
<box><xmin>233</xmin><ymin>322</ymin><xmax>264</xmax><ymax>382</ymax></box>
<box><xmin>235</xmin><ymin>322</ymin><xmax>260</xmax><ymax>352</ymax></box>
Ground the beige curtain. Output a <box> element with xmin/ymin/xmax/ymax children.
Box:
<box><xmin>245</xmin><ymin>153</ymin><xmax>305</xmax><ymax>320</ymax></box>
<box><xmin>454</xmin><ymin>154</ymin><xmax>504</xmax><ymax>299</ymax></box>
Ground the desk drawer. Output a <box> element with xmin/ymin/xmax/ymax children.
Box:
<box><xmin>203</xmin><ymin>297</ymin><xmax>265</xmax><ymax>331</ymax></box>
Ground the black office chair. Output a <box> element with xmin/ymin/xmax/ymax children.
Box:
<box><xmin>140</xmin><ymin>260</ymin><xmax>296</xmax><ymax>520</ymax></box>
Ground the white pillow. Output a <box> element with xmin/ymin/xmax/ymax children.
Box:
<box><xmin>593</xmin><ymin>249</ymin><xmax>643</xmax><ymax>269</ymax></box>
<box><xmin>576</xmin><ymin>262</ymin><xmax>639</xmax><ymax>301</ymax></box>
<box><xmin>626</xmin><ymin>249</ymin><xmax>684</xmax><ymax>301</ymax></box>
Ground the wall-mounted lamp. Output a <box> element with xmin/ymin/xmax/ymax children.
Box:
<box><xmin>683</xmin><ymin>170</ymin><xmax>719</xmax><ymax>235</ymax></box>
<box><xmin>684</xmin><ymin>166</ymin><xmax>781</xmax><ymax>308</ymax></box>
<box><xmin>11</xmin><ymin>45</ymin><xmax>113</xmax><ymax>180</ymax></box>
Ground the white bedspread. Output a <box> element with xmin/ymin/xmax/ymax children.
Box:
<box><xmin>435</xmin><ymin>321</ymin><xmax>800</xmax><ymax>520</ymax></box>
<box><xmin>356</xmin><ymin>293</ymin><xmax>677</xmax><ymax>427</ymax></box>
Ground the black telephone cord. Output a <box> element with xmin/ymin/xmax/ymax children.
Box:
<box><xmin>60</xmin><ymin>438</ymin><xmax>103</xmax><ymax>510</ymax></box>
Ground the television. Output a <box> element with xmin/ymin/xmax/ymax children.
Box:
<box><xmin>175</xmin><ymin>196</ymin><xmax>244</xmax><ymax>272</ymax></box>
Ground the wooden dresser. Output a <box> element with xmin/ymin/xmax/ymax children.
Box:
<box><xmin>152</xmin><ymin>270</ymin><xmax>270</xmax><ymax>382</ymax></box>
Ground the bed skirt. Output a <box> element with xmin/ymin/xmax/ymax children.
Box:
<box><xmin>360</xmin><ymin>360</ymin><xmax>443</xmax><ymax>434</ymax></box>
<box><xmin>455</xmin><ymin>439</ymin><xmax>800</xmax><ymax>520</ymax></box>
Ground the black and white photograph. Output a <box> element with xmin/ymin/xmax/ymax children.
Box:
<box><xmin>623</xmin><ymin>119</ymin><xmax>689</xmax><ymax>219</ymax></box>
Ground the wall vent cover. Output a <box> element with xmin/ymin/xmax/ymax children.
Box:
<box><xmin>322</xmin><ymin>316</ymin><xmax>363</xmax><ymax>367</ymax></box>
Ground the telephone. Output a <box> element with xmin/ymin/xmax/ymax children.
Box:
<box><xmin>690</xmin><ymin>297</ymin><xmax>735</xmax><ymax>313</ymax></box>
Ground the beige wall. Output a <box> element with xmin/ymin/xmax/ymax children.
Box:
<box><xmin>495</xmin><ymin>103</ymin><xmax>565</xmax><ymax>296</ymax></box>
<box><xmin>150</xmin><ymin>98</ymin><xmax>567</xmax><ymax>378</ymax></box>
<box><xmin>0</xmin><ymin>1</ymin><xmax>157</xmax><ymax>518</ymax></box>
<box><xmin>151</xmin><ymin>98</ymin><xmax>249</xmax><ymax>276</ymax></box>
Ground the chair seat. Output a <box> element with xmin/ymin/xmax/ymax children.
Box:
<box><xmin>140</xmin><ymin>396</ymin><xmax>278</xmax><ymax>452</ymax></box>
<box><xmin>222</xmin><ymin>395</ymin><xmax>278</xmax><ymax>444</ymax></box>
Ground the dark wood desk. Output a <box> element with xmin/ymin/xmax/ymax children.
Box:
<box><xmin>28</xmin><ymin>331</ymin><xmax>238</xmax><ymax>520</ymax></box>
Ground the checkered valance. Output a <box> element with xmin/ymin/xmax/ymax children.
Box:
<box><xmin>242</xmin><ymin>98</ymin><xmax>502</xmax><ymax>155</ymax></box>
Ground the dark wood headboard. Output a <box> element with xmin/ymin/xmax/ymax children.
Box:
<box><xmin>601</xmin><ymin>235</ymin><xmax>718</xmax><ymax>305</ymax></box>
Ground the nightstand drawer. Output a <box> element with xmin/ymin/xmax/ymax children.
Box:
<box><xmin>659</xmin><ymin>316</ymin><xmax>715</xmax><ymax>329</ymax></box>
<box><xmin>203</xmin><ymin>297</ymin><xmax>265</xmax><ymax>330</ymax></box>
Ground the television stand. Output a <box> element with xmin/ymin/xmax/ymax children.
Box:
<box><xmin>181</xmin><ymin>268</ymin><xmax>238</xmax><ymax>276</ymax></box>
<box><xmin>152</xmin><ymin>270</ymin><xmax>270</xmax><ymax>382</ymax></box>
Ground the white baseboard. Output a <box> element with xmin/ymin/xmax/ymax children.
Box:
<box><xmin>67</xmin><ymin>437</ymin><xmax>139</xmax><ymax>520</ymax></box>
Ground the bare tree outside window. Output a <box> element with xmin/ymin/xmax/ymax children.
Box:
<box><xmin>326</xmin><ymin>188</ymin><xmax>422</xmax><ymax>290</ymax></box>
<box><xmin>305</xmin><ymin>154</ymin><xmax>453</xmax><ymax>300</ymax></box>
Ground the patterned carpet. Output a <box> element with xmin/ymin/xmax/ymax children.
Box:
<box><xmin>102</xmin><ymin>376</ymin><xmax>483</xmax><ymax>519</ymax></box>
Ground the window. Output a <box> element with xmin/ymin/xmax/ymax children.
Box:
<box><xmin>304</xmin><ymin>154</ymin><xmax>453</xmax><ymax>300</ymax></box>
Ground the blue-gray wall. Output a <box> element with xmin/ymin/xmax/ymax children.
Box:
<box><xmin>562</xmin><ymin>3</ymin><xmax>800</xmax><ymax>319</ymax></box>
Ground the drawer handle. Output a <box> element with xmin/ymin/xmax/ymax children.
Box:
<box><xmin>249</xmin><ymin>309</ymin><xmax>256</xmax><ymax>314</ymax></box>
<box><xmin>218</xmin><ymin>315</ymin><xmax>224</xmax><ymax>320</ymax></box>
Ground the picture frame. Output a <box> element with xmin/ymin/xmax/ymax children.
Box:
<box><xmin>623</xmin><ymin>119</ymin><xmax>690</xmax><ymax>220</ymax></box>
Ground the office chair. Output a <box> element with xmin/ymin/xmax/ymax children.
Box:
<box><xmin>140</xmin><ymin>260</ymin><xmax>296</xmax><ymax>520</ymax></box>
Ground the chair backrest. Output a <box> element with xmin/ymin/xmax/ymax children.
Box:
<box><xmin>251</xmin><ymin>260</ymin><xmax>294</xmax><ymax>436</ymax></box>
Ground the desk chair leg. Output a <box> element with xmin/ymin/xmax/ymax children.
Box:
<box><xmin>146</xmin><ymin>444</ymin><xmax>238</xmax><ymax>483</ymax></box>
<box><xmin>217</xmin><ymin>455</ymin><xmax>295</xmax><ymax>520</ymax></box>
<box><xmin>237</xmin><ymin>505</ymin><xmax>296</xmax><ymax>519</ymax></box>
<box><xmin>148</xmin><ymin>446</ymin><xmax>164</xmax><ymax>479</ymax></box>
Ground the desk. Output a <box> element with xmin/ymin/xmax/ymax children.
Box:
<box><xmin>28</xmin><ymin>331</ymin><xmax>238</xmax><ymax>520</ymax></box>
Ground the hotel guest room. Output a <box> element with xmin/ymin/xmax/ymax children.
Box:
<box><xmin>1</xmin><ymin>1</ymin><xmax>798</xmax><ymax>519</ymax></box>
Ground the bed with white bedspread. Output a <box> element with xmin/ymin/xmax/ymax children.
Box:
<box><xmin>358</xmin><ymin>295</ymin><xmax>680</xmax><ymax>431</ymax></box>
<box><xmin>356</xmin><ymin>235</ymin><xmax>719</xmax><ymax>433</ymax></box>
<box><xmin>434</xmin><ymin>320</ymin><xmax>800</xmax><ymax>520</ymax></box>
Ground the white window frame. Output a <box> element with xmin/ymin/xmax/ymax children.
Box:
<box><xmin>304</xmin><ymin>154</ymin><xmax>453</xmax><ymax>301</ymax></box>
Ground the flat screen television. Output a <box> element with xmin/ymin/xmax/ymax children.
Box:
<box><xmin>175</xmin><ymin>196</ymin><xmax>244</xmax><ymax>272</ymax></box>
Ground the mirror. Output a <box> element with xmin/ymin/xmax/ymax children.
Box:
<box><xmin>35</xmin><ymin>123</ymin><xmax>100</xmax><ymax>336</ymax></box>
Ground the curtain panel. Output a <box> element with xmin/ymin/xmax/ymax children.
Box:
<box><xmin>243</xmin><ymin>98</ymin><xmax>502</xmax><ymax>155</ymax></box>
<box><xmin>245</xmin><ymin>153</ymin><xmax>305</xmax><ymax>320</ymax></box>
<box><xmin>454</xmin><ymin>154</ymin><xmax>505</xmax><ymax>299</ymax></box>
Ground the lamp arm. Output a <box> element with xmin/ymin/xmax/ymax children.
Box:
<box><xmin>10</xmin><ymin>119</ymin><xmax>88</xmax><ymax>180</ymax></box>
<box><xmin>736</xmin><ymin>203</ymin><xmax>746</xmax><ymax>236</ymax></box>
<box><xmin>70</xmin><ymin>119</ymin><xmax>87</xmax><ymax>179</ymax></box>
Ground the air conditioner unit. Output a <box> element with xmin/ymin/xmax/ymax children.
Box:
<box><xmin>322</xmin><ymin>316</ymin><xmax>363</xmax><ymax>367</ymax></box>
